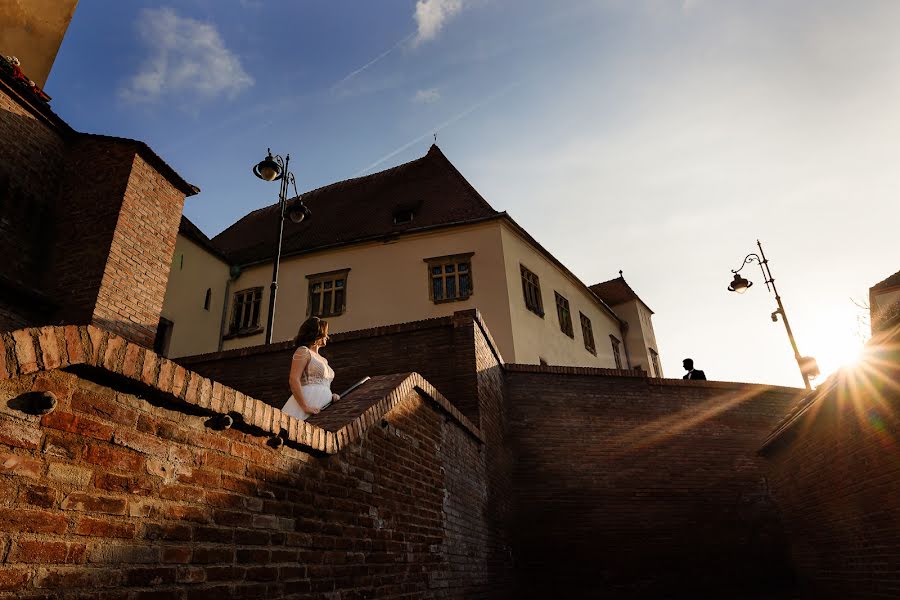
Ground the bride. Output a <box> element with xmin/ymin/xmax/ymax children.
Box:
<box><xmin>282</xmin><ymin>317</ymin><xmax>340</xmax><ymax>420</ymax></box>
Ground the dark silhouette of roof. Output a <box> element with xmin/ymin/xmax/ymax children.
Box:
<box><xmin>590</xmin><ymin>275</ymin><xmax>653</xmax><ymax>313</ymax></box>
<box><xmin>213</xmin><ymin>145</ymin><xmax>501</xmax><ymax>266</ymax></box>
<box><xmin>179</xmin><ymin>216</ymin><xmax>228</xmax><ymax>261</ymax></box>
<box><xmin>871</xmin><ymin>269</ymin><xmax>900</xmax><ymax>292</ymax></box>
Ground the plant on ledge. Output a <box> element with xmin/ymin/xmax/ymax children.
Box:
<box><xmin>0</xmin><ymin>55</ymin><xmax>52</xmax><ymax>102</ymax></box>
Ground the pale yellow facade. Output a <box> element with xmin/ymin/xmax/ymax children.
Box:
<box><xmin>0</xmin><ymin>0</ymin><xmax>79</xmax><ymax>87</ymax></box>
<box><xmin>216</xmin><ymin>220</ymin><xmax>515</xmax><ymax>357</ymax></box>
<box><xmin>160</xmin><ymin>235</ymin><xmax>231</xmax><ymax>358</ymax></box>
<box><xmin>498</xmin><ymin>223</ymin><xmax>628</xmax><ymax>368</ymax></box>
<box><xmin>164</xmin><ymin>217</ymin><xmax>661</xmax><ymax>370</ymax></box>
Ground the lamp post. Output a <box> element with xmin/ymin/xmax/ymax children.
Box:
<box><xmin>728</xmin><ymin>240</ymin><xmax>818</xmax><ymax>390</ymax></box>
<box><xmin>252</xmin><ymin>149</ymin><xmax>311</xmax><ymax>345</ymax></box>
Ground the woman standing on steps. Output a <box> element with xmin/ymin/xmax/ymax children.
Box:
<box><xmin>282</xmin><ymin>317</ymin><xmax>340</xmax><ymax>420</ymax></box>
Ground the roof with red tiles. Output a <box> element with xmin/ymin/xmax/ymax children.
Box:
<box><xmin>212</xmin><ymin>145</ymin><xmax>501</xmax><ymax>265</ymax></box>
<box><xmin>589</xmin><ymin>275</ymin><xmax>653</xmax><ymax>313</ymax></box>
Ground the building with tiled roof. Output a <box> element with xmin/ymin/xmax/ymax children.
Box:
<box><xmin>870</xmin><ymin>268</ymin><xmax>900</xmax><ymax>333</ymax></box>
<box><xmin>162</xmin><ymin>146</ymin><xmax>662</xmax><ymax>373</ymax></box>
<box><xmin>590</xmin><ymin>274</ymin><xmax>662</xmax><ymax>377</ymax></box>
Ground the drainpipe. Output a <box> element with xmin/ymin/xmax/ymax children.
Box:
<box><xmin>217</xmin><ymin>265</ymin><xmax>241</xmax><ymax>351</ymax></box>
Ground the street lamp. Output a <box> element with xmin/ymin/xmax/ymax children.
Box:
<box><xmin>729</xmin><ymin>240</ymin><xmax>818</xmax><ymax>390</ymax></box>
<box><xmin>252</xmin><ymin>149</ymin><xmax>311</xmax><ymax>345</ymax></box>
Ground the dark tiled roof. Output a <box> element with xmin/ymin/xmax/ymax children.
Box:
<box><xmin>590</xmin><ymin>276</ymin><xmax>652</xmax><ymax>313</ymax></box>
<box><xmin>213</xmin><ymin>145</ymin><xmax>500</xmax><ymax>265</ymax></box>
<box><xmin>179</xmin><ymin>216</ymin><xmax>228</xmax><ymax>261</ymax></box>
<box><xmin>872</xmin><ymin>269</ymin><xmax>900</xmax><ymax>292</ymax></box>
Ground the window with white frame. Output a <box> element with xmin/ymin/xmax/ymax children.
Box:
<box><xmin>425</xmin><ymin>253</ymin><xmax>473</xmax><ymax>303</ymax></box>
<box><xmin>307</xmin><ymin>269</ymin><xmax>349</xmax><ymax>317</ymax></box>
<box><xmin>230</xmin><ymin>287</ymin><xmax>263</xmax><ymax>334</ymax></box>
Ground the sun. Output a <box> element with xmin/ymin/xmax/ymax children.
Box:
<box><xmin>807</xmin><ymin>333</ymin><xmax>866</xmax><ymax>382</ymax></box>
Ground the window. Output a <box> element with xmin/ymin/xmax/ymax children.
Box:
<box><xmin>580</xmin><ymin>312</ymin><xmax>596</xmax><ymax>355</ymax></box>
<box><xmin>649</xmin><ymin>349</ymin><xmax>661</xmax><ymax>378</ymax></box>
<box><xmin>610</xmin><ymin>335</ymin><xmax>623</xmax><ymax>369</ymax></box>
<box><xmin>555</xmin><ymin>292</ymin><xmax>574</xmax><ymax>337</ymax></box>
<box><xmin>203</xmin><ymin>288</ymin><xmax>211</xmax><ymax>311</ymax></box>
<box><xmin>230</xmin><ymin>287</ymin><xmax>263</xmax><ymax>333</ymax></box>
<box><xmin>392</xmin><ymin>208</ymin><xmax>414</xmax><ymax>224</ymax></box>
<box><xmin>154</xmin><ymin>317</ymin><xmax>174</xmax><ymax>358</ymax></box>
<box><xmin>307</xmin><ymin>269</ymin><xmax>349</xmax><ymax>317</ymax></box>
<box><xmin>425</xmin><ymin>254</ymin><xmax>473</xmax><ymax>303</ymax></box>
<box><xmin>520</xmin><ymin>265</ymin><xmax>544</xmax><ymax>316</ymax></box>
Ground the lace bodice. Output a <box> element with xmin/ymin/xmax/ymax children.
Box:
<box><xmin>293</xmin><ymin>346</ymin><xmax>334</xmax><ymax>386</ymax></box>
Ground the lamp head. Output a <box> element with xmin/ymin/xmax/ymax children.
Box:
<box><xmin>286</xmin><ymin>200</ymin><xmax>311</xmax><ymax>224</ymax></box>
<box><xmin>799</xmin><ymin>356</ymin><xmax>820</xmax><ymax>379</ymax></box>
<box><xmin>728</xmin><ymin>273</ymin><xmax>752</xmax><ymax>293</ymax></box>
<box><xmin>253</xmin><ymin>150</ymin><xmax>283</xmax><ymax>182</ymax></box>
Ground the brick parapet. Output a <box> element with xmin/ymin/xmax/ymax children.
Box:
<box><xmin>0</xmin><ymin>325</ymin><xmax>478</xmax><ymax>457</ymax></box>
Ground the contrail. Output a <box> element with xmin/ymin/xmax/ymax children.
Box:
<box><xmin>332</xmin><ymin>33</ymin><xmax>414</xmax><ymax>90</ymax></box>
<box><xmin>353</xmin><ymin>82</ymin><xmax>520</xmax><ymax>176</ymax></box>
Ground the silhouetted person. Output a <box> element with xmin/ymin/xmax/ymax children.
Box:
<box><xmin>682</xmin><ymin>358</ymin><xmax>706</xmax><ymax>380</ymax></box>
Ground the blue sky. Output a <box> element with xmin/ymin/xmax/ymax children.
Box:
<box><xmin>47</xmin><ymin>1</ymin><xmax>900</xmax><ymax>386</ymax></box>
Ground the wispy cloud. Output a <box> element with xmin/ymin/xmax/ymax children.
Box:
<box><xmin>119</xmin><ymin>7</ymin><xmax>253</xmax><ymax>104</ymax></box>
<box><xmin>414</xmin><ymin>0</ymin><xmax>463</xmax><ymax>45</ymax></box>
<box><xmin>413</xmin><ymin>88</ymin><xmax>441</xmax><ymax>104</ymax></box>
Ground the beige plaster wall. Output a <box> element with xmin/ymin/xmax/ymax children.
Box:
<box><xmin>162</xmin><ymin>235</ymin><xmax>231</xmax><ymax>358</ymax></box>
<box><xmin>498</xmin><ymin>222</ymin><xmax>624</xmax><ymax>367</ymax></box>
<box><xmin>611</xmin><ymin>300</ymin><xmax>662</xmax><ymax>376</ymax></box>
<box><xmin>221</xmin><ymin>221</ymin><xmax>516</xmax><ymax>359</ymax></box>
<box><xmin>0</xmin><ymin>0</ymin><xmax>78</xmax><ymax>87</ymax></box>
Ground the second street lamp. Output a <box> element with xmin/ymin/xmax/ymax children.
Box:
<box><xmin>252</xmin><ymin>149</ymin><xmax>311</xmax><ymax>345</ymax></box>
<box><xmin>729</xmin><ymin>240</ymin><xmax>819</xmax><ymax>390</ymax></box>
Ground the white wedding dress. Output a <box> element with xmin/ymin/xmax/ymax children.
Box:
<box><xmin>282</xmin><ymin>346</ymin><xmax>335</xmax><ymax>421</ymax></box>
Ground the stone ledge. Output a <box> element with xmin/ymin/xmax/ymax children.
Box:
<box><xmin>0</xmin><ymin>325</ymin><xmax>476</xmax><ymax>455</ymax></box>
<box><xmin>505</xmin><ymin>363</ymin><xmax>647</xmax><ymax>378</ymax></box>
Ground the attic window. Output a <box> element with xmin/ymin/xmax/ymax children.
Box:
<box><xmin>392</xmin><ymin>209</ymin><xmax>414</xmax><ymax>225</ymax></box>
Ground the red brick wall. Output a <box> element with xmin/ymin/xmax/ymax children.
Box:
<box><xmin>763</xmin><ymin>330</ymin><xmax>900</xmax><ymax>599</ymax></box>
<box><xmin>0</xmin><ymin>365</ymin><xmax>508</xmax><ymax>598</ymax></box>
<box><xmin>179</xmin><ymin>317</ymin><xmax>468</xmax><ymax>421</ymax></box>
<box><xmin>0</xmin><ymin>81</ymin><xmax>66</xmax><ymax>298</ymax></box>
<box><xmin>0</xmin><ymin>81</ymin><xmax>189</xmax><ymax>348</ymax></box>
<box><xmin>51</xmin><ymin>138</ymin><xmax>135</xmax><ymax>327</ymax></box>
<box><xmin>504</xmin><ymin>369</ymin><xmax>804</xmax><ymax>598</ymax></box>
<box><xmin>90</xmin><ymin>153</ymin><xmax>185</xmax><ymax>347</ymax></box>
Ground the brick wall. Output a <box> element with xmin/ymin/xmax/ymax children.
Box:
<box><xmin>0</xmin><ymin>79</ymin><xmax>66</xmax><ymax>299</ymax></box>
<box><xmin>51</xmin><ymin>137</ymin><xmax>136</xmax><ymax>327</ymax></box>
<box><xmin>504</xmin><ymin>369</ymin><xmax>805</xmax><ymax>598</ymax></box>
<box><xmin>0</xmin><ymin>74</ymin><xmax>193</xmax><ymax>348</ymax></box>
<box><xmin>0</xmin><ymin>330</ymin><xmax>509</xmax><ymax>598</ymax></box>
<box><xmin>179</xmin><ymin>316</ymin><xmax>469</xmax><ymax>422</ymax></box>
<box><xmin>762</xmin><ymin>326</ymin><xmax>900</xmax><ymax>599</ymax></box>
<box><xmin>89</xmin><ymin>152</ymin><xmax>185</xmax><ymax>347</ymax></box>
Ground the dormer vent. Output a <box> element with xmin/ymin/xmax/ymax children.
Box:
<box><xmin>392</xmin><ymin>208</ymin><xmax>415</xmax><ymax>225</ymax></box>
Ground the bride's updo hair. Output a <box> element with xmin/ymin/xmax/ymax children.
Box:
<box><xmin>294</xmin><ymin>317</ymin><xmax>328</xmax><ymax>348</ymax></box>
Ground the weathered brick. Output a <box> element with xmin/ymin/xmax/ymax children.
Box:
<box><xmin>61</xmin><ymin>492</ymin><xmax>128</xmax><ymax>515</ymax></box>
<box><xmin>144</xmin><ymin>522</ymin><xmax>192</xmax><ymax>542</ymax></box>
<box><xmin>12</xmin><ymin>329</ymin><xmax>38</xmax><ymax>374</ymax></box>
<box><xmin>0</xmin><ymin>419</ymin><xmax>42</xmax><ymax>449</ymax></box>
<box><xmin>83</xmin><ymin>443</ymin><xmax>145</xmax><ymax>473</ymax></box>
<box><xmin>19</xmin><ymin>483</ymin><xmax>59</xmax><ymax>508</ymax></box>
<box><xmin>33</xmin><ymin>566</ymin><xmax>120</xmax><ymax>589</ymax></box>
<box><xmin>73</xmin><ymin>516</ymin><xmax>136</xmax><ymax>539</ymax></box>
<box><xmin>9</xmin><ymin>540</ymin><xmax>87</xmax><ymax>564</ymax></box>
<box><xmin>0</xmin><ymin>568</ymin><xmax>30</xmax><ymax>591</ymax></box>
<box><xmin>0</xmin><ymin>508</ymin><xmax>67</xmax><ymax>534</ymax></box>
<box><xmin>0</xmin><ymin>453</ymin><xmax>42</xmax><ymax>478</ymax></box>
<box><xmin>71</xmin><ymin>390</ymin><xmax>138</xmax><ymax>427</ymax></box>
<box><xmin>47</xmin><ymin>462</ymin><xmax>93</xmax><ymax>487</ymax></box>
<box><xmin>41</xmin><ymin>411</ymin><xmax>113</xmax><ymax>442</ymax></box>
<box><xmin>89</xmin><ymin>544</ymin><xmax>158</xmax><ymax>564</ymax></box>
<box><xmin>94</xmin><ymin>472</ymin><xmax>154</xmax><ymax>496</ymax></box>
<box><xmin>124</xmin><ymin>567</ymin><xmax>176</xmax><ymax>587</ymax></box>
